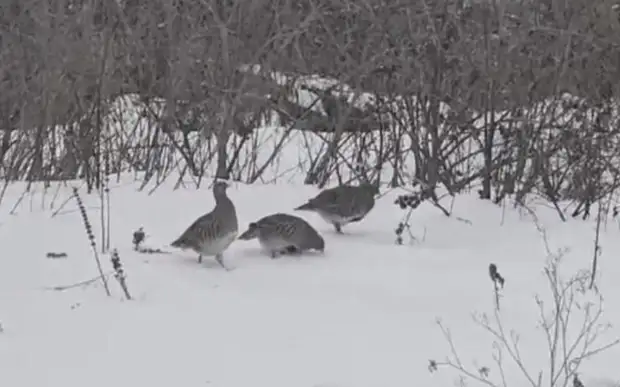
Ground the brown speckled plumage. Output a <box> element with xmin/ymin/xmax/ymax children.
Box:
<box><xmin>171</xmin><ymin>180</ymin><xmax>238</xmax><ymax>270</ymax></box>
<box><xmin>238</xmin><ymin>213</ymin><xmax>324</xmax><ymax>258</ymax></box>
<box><xmin>294</xmin><ymin>182</ymin><xmax>379</xmax><ymax>233</ymax></box>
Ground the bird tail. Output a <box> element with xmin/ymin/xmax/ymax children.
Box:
<box><xmin>294</xmin><ymin>201</ymin><xmax>315</xmax><ymax>211</ymax></box>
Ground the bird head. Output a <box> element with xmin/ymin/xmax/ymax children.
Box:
<box><xmin>360</xmin><ymin>181</ymin><xmax>380</xmax><ymax>196</ymax></box>
<box><xmin>238</xmin><ymin>222</ymin><xmax>259</xmax><ymax>240</ymax></box>
<box><xmin>314</xmin><ymin>234</ymin><xmax>326</xmax><ymax>253</ymax></box>
<box><xmin>212</xmin><ymin>179</ymin><xmax>230</xmax><ymax>196</ymax></box>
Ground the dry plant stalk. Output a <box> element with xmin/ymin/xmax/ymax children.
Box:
<box><xmin>72</xmin><ymin>187</ymin><xmax>111</xmax><ymax>297</ymax></box>
<box><xmin>429</xmin><ymin>235</ymin><xmax>619</xmax><ymax>387</ymax></box>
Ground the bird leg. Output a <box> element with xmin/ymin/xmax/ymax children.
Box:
<box><xmin>333</xmin><ymin>223</ymin><xmax>343</xmax><ymax>234</ymax></box>
<box><xmin>286</xmin><ymin>246</ymin><xmax>303</xmax><ymax>259</ymax></box>
<box><xmin>283</xmin><ymin>245</ymin><xmax>299</xmax><ymax>254</ymax></box>
<box><xmin>198</xmin><ymin>254</ymin><xmax>203</xmax><ymax>263</ymax></box>
<box><xmin>215</xmin><ymin>253</ymin><xmax>230</xmax><ymax>271</ymax></box>
<box><xmin>271</xmin><ymin>246</ymin><xmax>298</xmax><ymax>259</ymax></box>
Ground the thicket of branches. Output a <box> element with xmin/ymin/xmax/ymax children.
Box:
<box><xmin>2</xmin><ymin>0</ymin><xmax>620</xmax><ymax>218</ymax></box>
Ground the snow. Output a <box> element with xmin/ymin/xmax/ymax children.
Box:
<box><xmin>0</xmin><ymin>177</ymin><xmax>619</xmax><ymax>387</ymax></box>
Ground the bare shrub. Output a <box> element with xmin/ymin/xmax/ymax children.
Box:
<box><xmin>0</xmin><ymin>0</ymin><xmax>619</xmax><ymax>228</ymax></box>
<box><xmin>429</xmin><ymin>243</ymin><xmax>619</xmax><ymax>387</ymax></box>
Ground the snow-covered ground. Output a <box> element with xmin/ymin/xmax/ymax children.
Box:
<box><xmin>0</xmin><ymin>175</ymin><xmax>619</xmax><ymax>387</ymax></box>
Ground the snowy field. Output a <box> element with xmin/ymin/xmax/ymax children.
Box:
<box><xmin>0</xmin><ymin>82</ymin><xmax>619</xmax><ymax>387</ymax></box>
<box><xmin>0</xmin><ymin>174</ymin><xmax>619</xmax><ymax>387</ymax></box>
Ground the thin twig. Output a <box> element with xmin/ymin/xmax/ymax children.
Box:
<box><xmin>45</xmin><ymin>271</ymin><xmax>114</xmax><ymax>291</ymax></box>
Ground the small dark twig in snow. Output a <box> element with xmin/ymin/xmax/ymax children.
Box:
<box><xmin>573</xmin><ymin>374</ymin><xmax>585</xmax><ymax>387</ymax></box>
<box><xmin>137</xmin><ymin>247</ymin><xmax>169</xmax><ymax>254</ymax></box>
<box><xmin>133</xmin><ymin>227</ymin><xmax>146</xmax><ymax>251</ymax></box>
<box><xmin>46</xmin><ymin>271</ymin><xmax>114</xmax><ymax>291</ymax></box>
<box><xmin>489</xmin><ymin>263</ymin><xmax>505</xmax><ymax>311</ymax></box>
<box><xmin>46</xmin><ymin>252</ymin><xmax>68</xmax><ymax>259</ymax></box>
